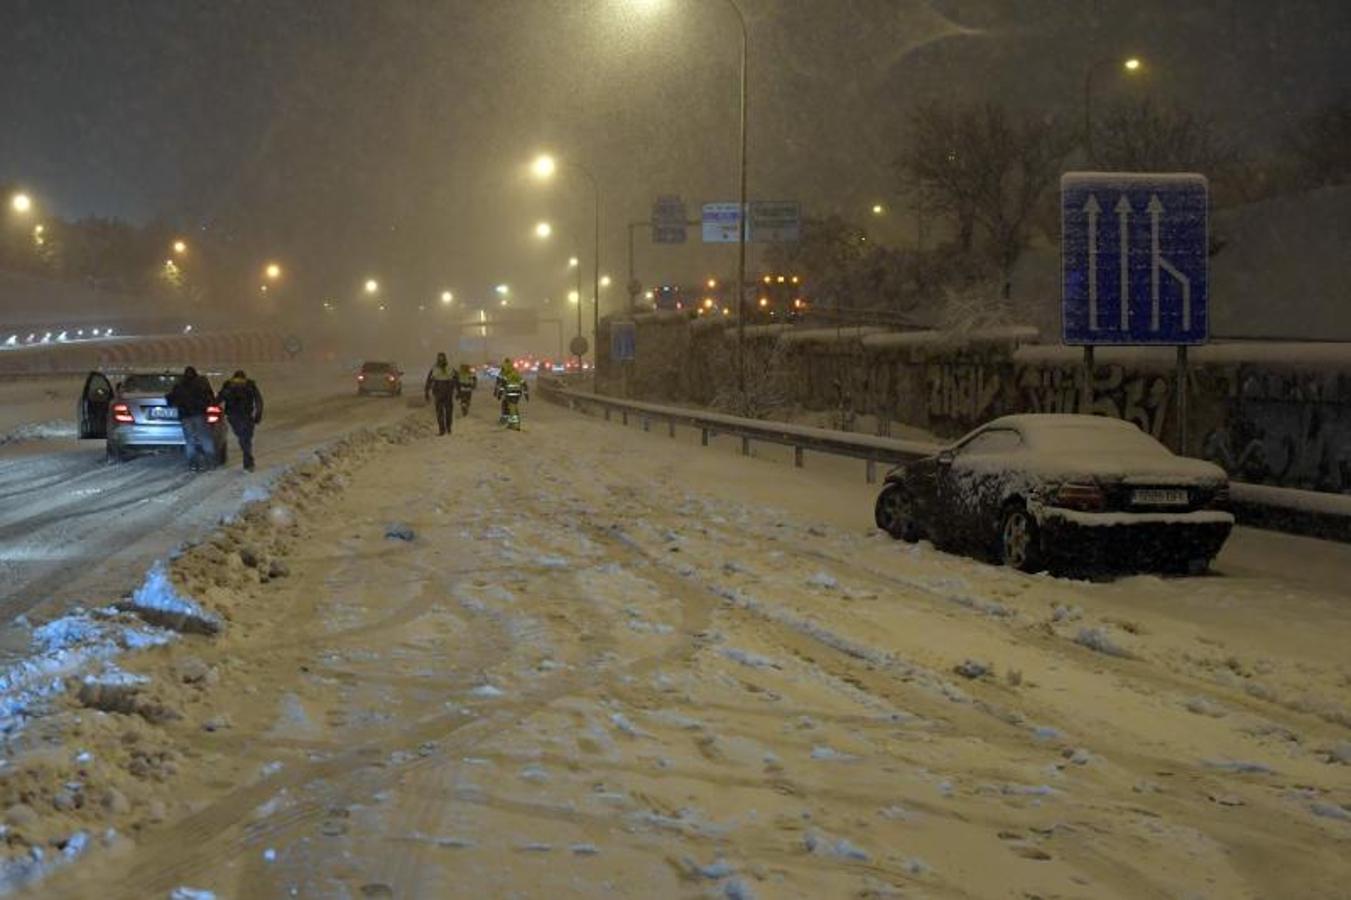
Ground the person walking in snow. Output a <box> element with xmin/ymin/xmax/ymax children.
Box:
<box><xmin>216</xmin><ymin>368</ymin><xmax>264</xmax><ymax>471</ymax></box>
<box><xmin>424</xmin><ymin>352</ymin><xmax>460</xmax><ymax>435</ymax></box>
<box><xmin>165</xmin><ymin>365</ymin><xmax>217</xmax><ymax>472</ymax></box>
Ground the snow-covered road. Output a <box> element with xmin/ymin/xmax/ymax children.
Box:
<box><xmin>0</xmin><ymin>366</ymin><xmax>417</xmax><ymax>657</ymax></box>
<box><xmin>17</xmin><ymin>398</ymin><xmax>1351</xmax><ymax>898</ymax></box>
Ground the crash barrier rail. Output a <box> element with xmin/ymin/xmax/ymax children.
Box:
<box><xmin>537</xmin><ymin>380</ymin><xmax>939</xmax><ymax>484</ymax></box>
<box><xmin>537</xmin><ymin>379</ymin><xmax>1351</xmax><ymax>544</ymax></box>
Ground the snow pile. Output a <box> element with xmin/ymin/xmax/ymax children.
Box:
<box><xmin>0</xmin><ymin>611</ymin><xmax>173</xmax><ymax>735</ymax></box>
<box><xmin>122</xmin><ymin>563</ymin><xmax>222</xmax><ymax>636</ymax></box>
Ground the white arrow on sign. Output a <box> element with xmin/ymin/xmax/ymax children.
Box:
<box><xmin>1083</xmin><ymin>195</ymin><xmax>1100</xmax><ymax>330</ymax></box>
<box><xmin>1115</xmin><ymin>196</ymin><xmax>1131</xmax><ymax>331</ymax></box>
<box><xmin>1147</xmin><ymin>194</ymin><xmax>1192</xmax><ymax>331</ymax></box>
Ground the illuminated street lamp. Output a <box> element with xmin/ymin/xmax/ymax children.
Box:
<box><xmin>568</xmin><ymin>290</ymin><xmax>580</xmax><ymax>304</ymax></box>
<box><xmin>568</xmin><ymin>256</ymin><xmax>579</xmax><ymax>268</ymax></box>
<box><xmin>535</xmin><ymin>221</ymin><xmax>553</xmax><ymax>239</ymax></box>
<box><xmin>441</xmin><ymin>290</ymin><xmax>454</xmax><ymax>304</ymax></box>
<box><xmin>871</xmin><ymin>203</ymin><xmax>885</xmax><ymax>216</ymax></box>
<box><xmin>364</xmin><ymin>278</ymin><xmax>380</xmax><ymax>294</ymax></box>
<box><xmin>172</xmin><ymin>239</ymin><xmax>188</xmax><ymax>255</ymax></box>
<box><xmin>531</xmin><ymin>151</ymin><xmax>600</xmax><ymax>376</ymax></box>
<box><xmin>495</xmin><ymin>283</ymin><xmax>509</xmax><ymax>296</ymax></box>
<box><xmin>10</xmin><ymin>193</ymin><xmax>32</xmax><ymax>214</ymax></box>
<box><xmin>264</xmin><ymin>262</ymin><xmax>282</xmax><ymax>281</ymax></box>
<box><xmin>1084</xmin><ymin>55</ymin><xmax>1145</xmax><ymax>163</ymax></box>
<box><xmin>599</xmin><ymin>275</ymin><xmax>612</xmax><ymax>289</ymax></box>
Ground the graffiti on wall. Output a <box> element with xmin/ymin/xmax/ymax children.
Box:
<box><xmin>1017</xmin><ymin>365</ymin><xmax>1172</xmax><ymax>439</ymax></box>
<box><xmin>1201</xmin><ymin>367</ymin><xmax>1351</xmax><ymax>492</ymax></box>
<box><xmin>925</xmin><ymin>360</ymin><xmax>1172</xmax><ymax>440</ymax></box>
<box><xmin>925</xmin><ymin>362</ymin><xmax>1003</xmax><ymax>425</ymax></box>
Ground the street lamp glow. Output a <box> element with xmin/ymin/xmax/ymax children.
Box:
<box><xmin>172</xmin><ymin>240</ymin><xmax>187</xmax><ymax>255</ymax></box>
<box><xmin>10</xmin><ymin>193</ymin><xmax>32</xmax><ymax>214</ymax></box>
<box><xmin>495</xmin><ymin>283</ymin><xmax>509</xmax><ymax>296</ymax></box>
<box><xmin>599</xmin><ymin>275</ymin><xmax>612</xmax><ymax>288</ymax></box>
<box><xmin>441</xmin><ymin>290</ymin><xmax>453</xmax><ymax>304</ymax></box>
<box><xmin>568</xmin><ymin>290</ymin><xmax>580</xmax><ymax>304</ymax></box>
<box><xmin>531</xmin><ymin>154</ymin><xmax>557</xmax><ymax>179</ymax></box>
<box><xmin>568</xmin><ymin>256</ymin><xmax>579</xmax><ymax>268</ymax></box>
<box><xmin>535</xmin><ymin>221</ymin><xmax>553</xmax><ymax>239</ymax></box>
<box><xmin>265</xmin><ymin>263</ymin><xmax>282</xmax><ymax>280</ymax></box>
<box><xmin>1124</xmin><ymin>57</ymin><xmax>1142</xmax><ymax>71</ymax></box>
<box><xmin>500</xmin><ymin>298</ymin><xmax>508</xmax><ymax>307</ymax></box>
<box><xmin>364</xmin><ymin>278</ymin><xmax>380</xmax><ymax>294</ymax></box>
<box><xmin>872</xmin><ymin>203</ymin><xmax>885</xmax><ymax>215</ymax></box>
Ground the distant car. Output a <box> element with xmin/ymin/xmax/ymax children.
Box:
<box><xmin>78</xmin><ymin>370</ymin><xmax>227</xmax><ymax>464</ymax></box>
<box><xmin>357</xmin><ymin>361</ymin><xmax>402</xmax><ymax>396</ymax></box>
<box><xmin>874</xmin><ymin>414</ymin><xmax>1234</xmax><ymax>574</ymax></box>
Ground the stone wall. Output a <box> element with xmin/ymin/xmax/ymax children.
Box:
<box><xmin>598</xmin><ymin>315</ymin><xmax>1351</xmax><ymax>493</ymax></box>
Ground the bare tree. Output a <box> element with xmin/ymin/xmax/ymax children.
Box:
<box><xmin>896</xmin><ymin>101</ymin><xmax>1074</xmax><ymax>297</ymax></box>
<box><xmin>1286</xmin><ymin>95</ymin><xmax>1351</xmax><ymax>189</ymax></box>
<box><xmin>1094</xmin><ymin>98</ymin><xmax>1232</xmax><ymax>175</ymax></box>
<box><xmin>708</xmin><ymin>335</ymin><xmax>792</xmax><ymax>419</ymax></box>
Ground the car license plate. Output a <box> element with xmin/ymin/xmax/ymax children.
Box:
<box><xmin>1132</xmin><ymin>488</ymin><xmax>1188</xmax><ymax>506</ymax></box>
<box><xmin>147</xmin><ymin>406</ymin><xmax>178</xmax><ymax>420</ymax></box>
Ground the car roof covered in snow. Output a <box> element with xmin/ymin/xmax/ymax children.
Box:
<box><xmin>985</xmin><ymin>414</ymin><xmax>1140</xmax><ymax>434</ymax></box>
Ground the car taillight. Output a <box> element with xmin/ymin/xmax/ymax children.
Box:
<box><xmin>387</xmin><ymin>374</ymin><xmax>396</xmax><ymax>382</ymax></box>
<box><xmin>1053</xmin><ymin>482</ymin><xmax>1105</xmax><ymax>512</ymax></box>
<box><xmin>357</xmin><ymin>374</ymin><xmax>365</xmax><ymax>381</ymax></box>
<box><xmin>1208</xmin><ymin>483</ymin><xmax>1230</xmax><ymax>509</ymax></box>
<box><xmin>206</xmin><ymin>404</ymin><xmax>222</xmax><ymax>424</ymax></box>
<box><xmin>111</xmin><ymin>402</ymin><xmax>134</xmax><ymax>424</ymax></box>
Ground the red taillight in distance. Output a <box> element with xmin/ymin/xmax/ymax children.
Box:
<box><xmin>206</xmin><ymin>405</ymin><xmax>222</xmax><ymax>424</ymax></box>
<box><xmin>386</xmin><ymin>374</ymin><xmax>396</xmax><ymax>382</ymax></box>
<box><xmin>1052</xmin><ymin>482</ymin><xmax>1105</xmax><ymax>512</ymax></box>
<box><xmin>357</xmin><ymin>374</ymin><xmax>366</xmax><ymax>382</ymax></box>
<box><xmin>111</xmin><ymin>402</ymin><xmax>134</xmax><ymax>424</ymax></box>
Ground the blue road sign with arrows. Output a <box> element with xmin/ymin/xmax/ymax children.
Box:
<box><xmin>1061</xmin><ymin>172</ymin><xmax>1209</xmax><ymax>346</ymax></box>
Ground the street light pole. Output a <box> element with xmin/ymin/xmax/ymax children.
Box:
<box><xmin>729</xmin><ymin>0</ymin><xmax>749</xmax><ymax>397</ymax></box>
<box><xmin>575</xmin><ymin>257</ymin><xmax>584</xmax><ymax>367</ymax></box>
<box><xmin>1084</xmin><ymin>56</ymin><xmax>1141</xmax><ymax>167</ymax></box>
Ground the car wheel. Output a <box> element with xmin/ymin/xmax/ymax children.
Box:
<box><xmin>874</xmin><ymin>484</ymin><xmax>921</xmax><ymax>542</ymax></box>
<box><xmin>1000</xmin><ymin>504</ymin><xmax>1044</xmax><ymax>573</ymax></box>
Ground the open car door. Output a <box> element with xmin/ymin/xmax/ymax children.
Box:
<box><xmin>78</xmin><ymin>371</ymin><xmax>114</xmax><ymax>439</ymax></box>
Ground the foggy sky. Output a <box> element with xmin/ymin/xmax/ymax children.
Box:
<box><xmin>1</xmin><ymin>0</ymin><xmax>1346</xmax><ymax>320</ymax></box>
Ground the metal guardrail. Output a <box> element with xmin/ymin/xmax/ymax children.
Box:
<box><xmin>537</xmin><ymin>379</ymin><xmax>938</xmax><ymax>483</ymax></box>
<box><xmin>538</xmin><ymin>378</ymin><xmax>1351</xmax><ymax>543</ymax></box>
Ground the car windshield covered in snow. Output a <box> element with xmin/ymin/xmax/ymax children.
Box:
<box><xmin>360</xmin><ymin>362</ymin><xmax>394</xmax><ymax>373</ymax></box>
<box><xmin>119</xmin><ymin>373</ymin><xmax>179</xmax><ymax>394</ymax></box>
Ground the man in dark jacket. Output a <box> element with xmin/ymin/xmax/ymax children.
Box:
<box><xmin>166</xmin><ymin>365</ymin><xmax>216</xmax><ymax>471</ymax></box>
<box><xmin>217</xmin><ymin>369</ymin><xmax>264</xmax><ymax>471</ymax></box>
<box><xmin>424</xmin><ymin>352</ymin><xmax>460</xmax><ymax>435</ymax></box>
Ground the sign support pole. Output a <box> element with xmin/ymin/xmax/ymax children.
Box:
<box><xmin>1175</xmin><ymin>345</ymin><xmax>1189</xmax><ymax>455</ymax></box>
<box><xmin>1080</xmin><ymin>345</ymin><xmax>1095</xmax><ymax>414</ymax></box>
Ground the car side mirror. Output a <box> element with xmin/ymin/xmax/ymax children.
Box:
<box><xmin>937</xmin><ymin>450</ymin><xmax>955</xmax><ymax>466</ymax></box>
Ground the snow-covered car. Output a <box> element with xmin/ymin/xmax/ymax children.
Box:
<box><xmin>874</xmin><ymin>414</ymin><xmax>1234</xmax><ymax>574</ymax></box>
<box><xmin>78</xmin><ymin>370</ymin><xmax>227</xmax><ymax>464</ymax></box>
<box><xmin>356</xmin><ymin>360</ymin><xmax>403</xmax><ymax>396</ymax></box>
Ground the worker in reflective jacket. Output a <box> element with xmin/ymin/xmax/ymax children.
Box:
<box><xmin>493</xmin><ymin>359</ymin><xmax>528</xmax><ymax>429</ymax></box>
<box><xmin>456</xmin><ymin>363</ymin><xmax>477</xmax><ymax>416</ymax></box>
<box><xmin>424</xmin><ymin>352</ymin><xmax>460</xmax><ymax>436</ymax></box>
